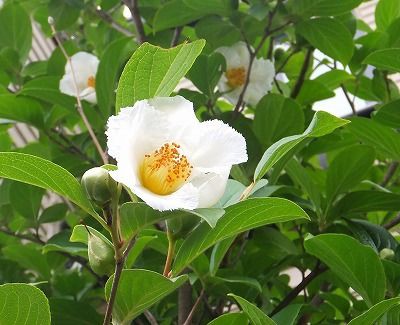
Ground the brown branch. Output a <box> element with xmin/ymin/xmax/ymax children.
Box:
<box><xmin>290</xmin><ymin>47</ymin><xmax>313</xmax><ymax>99</ymax></box>
<box><xmin>123</xmin><ymin>0</ymin><xmax>146</xmax><ymax>44</ymax></box>
<box><xmin>384</xmin><ymin>213</ymin><xmax>400</xmax><ymax>229</ymax></box>
<box><xmin>270</xmin><ymin>263</ymin><xmax>327</xmax><ymax>316</ymax></box>
<box><xmin>95</xmin><ymin>8</ymin><xmax>134</xmax><ymax>36</ymax></box>
<box><xmin>171</xmin><ymin>26</ymin><xmax>183</xmax><ymax>47</ymax></box>
<box><xmin>0</xmin><ymin>228</ymin><xmax>44</xmax><ymax>244</ymax></box>
<box><xmin>182</xmin><ymin>289</ymin><xmax>205</xmax><ymax>325</ymax></box>
<box><xmin>178</xmin><ymin>281</ymin><xmax>193</xmax><ymax>325</ymax></box>
<box><xmin>341</xmin><ymin>85</ymin><xmax>356</xmax><ymax>116</ymax></box>
<box><xmin>381</xmin><ymin>162</ymin><xmax>399</xmax><ymax>187</ymax></box>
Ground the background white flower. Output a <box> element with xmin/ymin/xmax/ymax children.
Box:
<box><xmin>106</xmin><ymin>96</ymin><xmax>248</xmax><ymax>211</ymax></box>
<box><xmin>59</xmin><ymin>51</ymin><xmax>99</xmax><ymax>104</ymax></box>
<box><xmin>216</xmin><ymin>41</ymin><xmax>275</xmax><ymax>106</ymax></box>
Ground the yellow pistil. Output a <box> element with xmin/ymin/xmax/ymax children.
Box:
<box><xmin>140</xmin><ymin>143</ymin><xmax>193</xmax><ymax>195</ymax></box>
<box><xmin>226</xmin><ymin>67</ymin><xmax>246</xmax><ymax>88</ymax></box>
<box><xmin>87</xmin><ymin>75</ymin><xmax>96</xmax><ymax>88</ymax></box>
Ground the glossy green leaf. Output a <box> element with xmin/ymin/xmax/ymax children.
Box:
<box><xmin>115</xmin><ymin>40</ymin><xmax>205</xmax><ymax>112</ymax></box>
<box><xmin>43</xmin><ymin>231</ymin><xmax>87</xmax><ymax>257</ymax></box>
<box><xmin>0</xmin><ymin>95</ymin><xmax>44</xmax><ymax>128</ymax></box>
<box><xmin>272</xmin><ymin>304</ymin><xmax>303</xmax><ymax>325</ymax></box>
<box><xmin>374</xmin><ymin>99</ymin><xmax>400</xmax><ymax>128</ymax></box>
<box><xmin>9</xmin><ymin>182</ymin><xmax>45</xmax><ymax>221</ymax></box>
<box><xmin>363</xmin><ymin>49</ymin><xmax>400</xmax><ymax>72</ymax></box>
<box><xmin>125</xmin><ymin>236</ymin><xmax>157</xmax><ymax>268</ymax></box>
<box><xmin>96</xmin><ymin>37</ymin><xmax>135</xmax><ymax>118</ymax></box>
<box><xmin>334</xmin><ymin>191</ymin><xmax>400</xmax><ymax>215</ymax></box>
<box><xmin>288</xmin><ymin>0</ymin><xmax>363</xmax><ymax>17</ymax></box>
<box><xmin>48</xmin><ymin>0</ymin><xmax>82</xmax><ymax>30</ymax></box>
<box><xmin>296</xmin><ymin>18</ymin><xmax>354</xmax><ymax>64</ymax></box>
<box><xmin>348</xmin><ymin>297</ymin><xmax>400</xmax><ymax>325</ymax></box>
<box><xmin>0</xmin><ymin>3</ymin><xmax>32</xmax><ymax>61</ymax></box>
<box><xmin>375</xmin><ymin>0</ymin><xmax>400</xmax><ymax>30</ymax></box>
<box><xmin>347</xmin><ymin>117</ymin><xmax>400</xmax><ymax>159</ymax></box>
<box><xmin>253</xmin><ymin>94</ymin><xmax>304</xmax><ymax>149</ymax></box>
<box><xmin>326</xmin><ymin>145</ymin><xmax>375</xmax><ymax>205</ymax></box>
<box><xmin>305</xmin><ymin>234</ymin><xmax>386</xmax><ymax>306</ymax></box>
<box><xmin>228</xmin><ymin>294</ymin><xmax>276</xmax><ymax>325</ymax></box>
<box><xmin>70</xmin><ymin>225</ymin><xmax>112</xmax><ymax>247</ymax></box>
<box><xmin>0</xmin><ymin>283</ymin><xmax>50</xmax><ymax>325</ymax></box>
<box><xmin>313</xmin><ymin>70</ymin><xmax>353</xmax><ymax>90</ymax></box>
<box><xmin>105</xmin><ymin>269</ymin><xmax>188</xmax><ymax>324</ymax></box>
<box><xmin>296</xmin><ymin>80</ymin><xmax>335</xmax><ymax>105</ymax></box>
<box><xmin>207</xmin><ymin>312</ymin><xmax>248</xmax><ymax>325</ymax></box>
<box><xmin>172</xmin><ymin>198</ymin><xmax>309</xmax><ymax>275</ymax></box>
<box><xmin>254</xmin><ymin>111</ymin><xmax>349</xmax><ymax>181</ymax></box>
<box><xmin>0</xmin><ymin>152</ymin><xmax>104</xmax><ymax>227</ymax></box>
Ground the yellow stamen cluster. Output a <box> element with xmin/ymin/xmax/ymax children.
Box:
<box><xmin>87</xmin><ymin>75</ymin><xmax>96</xmax><ymax>88</ymax></box>
<box><xmin>226</xmin><ymin>67</ymin><xmax>246</xmax><ymax>88</ymax></box>
<box><xmin>140</xmin><ymin>143</ymin><xmax>193</xmax><ymax>195</ymax></box>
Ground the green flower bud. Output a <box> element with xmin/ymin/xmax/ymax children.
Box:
<box><xmin>88</xmin><ymin>233</ymin><xmax>115</xmax><ymax>276</ymax></box>
<box><xmin>166</xmin><ymin>214</ymin><xmax>200</xmax><ymax>239</ymax></box>
<box><xmin>379</xmin><ymin>248</ymin><xmax>395</xmax><ymax>260</ymax></box>
<box><xmin>81</xmin><ymin>167</ymin><xmax>117</xmax><ymax>207</ymax></box>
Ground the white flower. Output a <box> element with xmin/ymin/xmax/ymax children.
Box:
<box><xmin>106</xmin><ymin>96</ymin><xmax>248</xmax><ymax>211</ymax></box>
<box><xmin>216</xmin><ymin>41</ymin><xmax>275</xmax><ymax>106</ymax></box>
<box><xmin>59</xmin><ymin>52</ymin><xmax>99</xmax><ymax>104</ymax></box>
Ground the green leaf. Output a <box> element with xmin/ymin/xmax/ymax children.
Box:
<box><xmin>288</xmin><ymin>0</ymin><xmax>363</xmax><ymax>17</ymax></box>
<box><xmin>326</xmin><ymin>145</ymin><xmax>375</xmax><ymax>205</ymax></box>
<box><xmin>0</xmin><ymin>283</ymin><xmax>50</xmax><ymax>325</ymax></box>
<box><xmin>334</xmin><ymin>191</ymin><xmax>400</xmax><ymax>215</ymax></box>
<box><xmin>0</xmin><ymin>152</ymin><xmax>104</xmax><ymax>227</ymax></box>
<box><xmin>195</xmin><ymin>16</ymin><xmax>241</xmax><ymax>48</ymax></box>
<box><xmin>153</xmin><ymin>0</ymin><xmax>234</xmax><ymax>32</ymax></box>
<box><xmin>374</xmin><ymin>99</ymin><xmax>400</xmax><ymax>128</ymax></box>
<box><xmin>0</xmin><ymin>95</ymin><xmax>44</xmax><ymax>128</ymax></box>
<box><xmin>38</xmin><ymin>203</ymin><xmax>68</xmax><ymax>224</ymax></box>
<box><xmin>296</xmin><ymin>80</ymin><xmax>335</xmax><ymax>105</ymax></box>
<box><xmin>172</xmin><ymin>198</ymin><xmax>309</xmax><ymax>275</ymax></box>
<box><xmin>9</xmin><ymin>182</ymin><xmax>45</xmax><ymax>221</ymax></box>
<box><xmin>207</xmin><ymin>312</ymin><xmax>249</xmax><ymax>325</ymax></box>
<box><xmin>253</xmin><ymin>94</ymin><xmax>304</xmax><ymax>149</ymax></box>
<box><xmin>105</xmin><ymin>269</ymin><xmax>188</xmax><ymax>324</ymax></box>
<box><xmin>272</xmin><ymin>304</ymin><xmax>303</xmax><ymax>325</ymax></box>
<box><xmin>115</xmin><ymin>40</ymin><xmax>205</xmax><ymax>112</ymax></box>
<box><xmin>313</xmin><ymin>70</ymin><xmax>353</xmax><ymax>90</ymax></box>
<box><xmin>254</xmin><ymin>111</ymin><xmax>349</xmax><ymax>181</ymax></box>
<box><xmin>228</xmin><ymin>294</ymin><xmax>276</xmax><ymax>325</ymax></box>
<box><xmin>347</xmin><ymin>117</ymin><xmax>400</xmax><ymax>159</ymax></box>
<box><xmin>348</xmin><ymin>297</ymin><xmax>400</xmax><ymax>325</ymax></box>
<box><xmin>363</xmin><ymin>49</ymin><xmax>400</xmax><ymax>72</ymax></box>
<box><xmin>125</xmin><ymin>236</ymin><xmax>157</xmax><ymax>268</ymax></box>
<box><xmin>70</xmin><ymin>225</ymin><xmax>112</xmax><ymax>247</ymax></box>
<box><xmin>119</xmin><ymin>202</ymin><xmax>224</xmax><ymax>242</ymax></box>
<box><xmin>43</xmin><ymin>231</ymin><xmax>87</xmax><ymax>257</ymax></box>
<box><xmin>96</xmin><ymin>37</ymin><xmax>136</xmax><ymax>118</ymax></box>
<box><xmin>296</xmin><ymin>18</ymin><xmax>354</xmax><ymax>64</ymax></box>
<box><xmin>187</xmin><ymin>53</ymin><xmax>224</xmax><ymax>96</ymax></box>
<box><xmin>49</xmin><ymin>298</ymin><xmax>103</xmax><ymax>325</ymax></box>
<box><xmin>0</xmin><ymin>3</ymin><xmax>32</xmax><ymax>61</ymax></box>
<box><xmin>375</xmin><ymin>0</ymin><xmax>400</xmax><ymax>30</ymax></box>
<box><xmin>304</xmin><ymin>234</ymin><xmax>386</xmax><ymax>306</ymax></box>
<box><xmin>48</xmin><ymin>0</ymin><xmax>82</xmax><ymax>30</ymax></box>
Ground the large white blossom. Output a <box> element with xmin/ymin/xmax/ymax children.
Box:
<box><xmin>59</xmin><ymin>52</ymin><xmax>99</xmax><ymax>104</ymax></box>
<box><xmin>216</xmin><ymin>41</ymin><xmax>275</xmax><ymax>106</ymax></box>
<box><xmin>106</xmin><ymin>96</ymin><xmax>248</xmax><ymax>211</ymax></box>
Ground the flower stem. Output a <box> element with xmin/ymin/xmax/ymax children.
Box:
<box><xmin>48</xmin><ymin>19</ymin><xmax>108</xmax><ymax>165</ymax></box>
<box><xmin>163</xmin><ymin>231</ymin><xmax>176</xmax><ymax>277</ymax></box>
<box><xmin>103</xmin><ymin>258</ymin><xmax>124</xmax><ymax>325</ymax></box>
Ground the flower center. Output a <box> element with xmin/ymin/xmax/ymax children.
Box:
<box><xmin>87</xmin><ymin>75</ymin><xmax>96</xmax><ymax>88</ymax></box>
<box><xmin>226</xmin><ymin>67</ymin><xmax>246</xmax><ymax>88</ymax></box>
<box><xmin>140</xmin><ymin>143</ymin><xmax>193</xmax><ymax>195</ymax></box>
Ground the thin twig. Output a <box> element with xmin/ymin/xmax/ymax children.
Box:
<box><xmin>384</xmin><ymin>213</ymin><xmax>400</xmax><ymax>229</ymax></box>
<box><xmin>0</xmin><ymin>228</ymin><xmax>44</xmax><ymax>244</ymax></box>
<box><xmin>95</xmin><ymin>8</ymin><xmax>134</xmax><ymax>36</ymax></box>
<box><xmin>270</xmin><ymin>263</ymin><xmax>327</xmax><ymax>316</ymax></box>
<box><xmin>341</xmin><ymin>85</ymin><xmax>357</xmax><ymax>116</ymax></box>
<box><xmin>171</xmin><ymin>26</ymin><xmax>183</xmax><ymax>47</ymax></box>
<box><xmin>103</xmin><ymin>260</ymin><xmax>124</xmax><ymax>325</ymax></box>
<box><xmin>290</xmin><ymin>47</ymin><xmax>313</xmax><ymax>99</ymax></box>
<box><xmin>123</xmin><ymin>0</ymin><xmax>146</xmax><ymax>44</ymax></box>
<box><xmin>381</xmin><ymin>162</ymin><xmax>399</xmax><ymax>187</ymax></box>
<box><xmin>182</xmin><ymin>289</ymin><xmax>205</xmax><ymax>325</ymax></box>
<box><xmin>49</xmin><ymin>19</ymin><xmax>108</xmax><ymax>165</ymax></box>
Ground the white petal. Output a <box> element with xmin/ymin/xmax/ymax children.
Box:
<box><xmin>80</xmin><ymin>87</ymin><xmax>97</xmax><ymax>104</ymax></box>
<box><xmin>216</xmin><ymin>41</ymin><xmax>250</xmax><ymax>68</ymax></box>
<box><xmin>59</xmin><ymin>74</ymin><xmax>75</xmax><ymax>97</ymax></box>
<box><xmin>189</xmin><ymin>119</ymin><xmax>248</xmax><ymax>170</ymax></box>
<box><xmin>191</xmin><ymin>167</ymin><xmax>230</xmax><ymax>208</ymax></box>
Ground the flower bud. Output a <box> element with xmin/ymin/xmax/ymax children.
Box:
<box><xmin>81</xmin><ymin>167</ymin><xmax>117</xmax><ymax>207</ymax></box>
<box><xmin>379</xmin><ymin>248</ymin><xmax>395</xmax><ymax>260</ymax></box>
<box><xmin>166</xmin><ymin>215</ymin><xmax>200</xmax><ymax>239</ymax></box>
<box><xmin>88</xmin><ymin>233</ymin><xmax>115</xmax><ymax>275</ymax></box>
